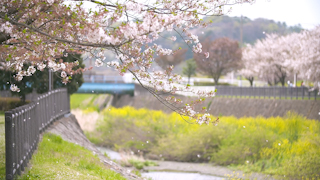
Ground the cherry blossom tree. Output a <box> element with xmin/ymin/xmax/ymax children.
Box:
<box><xmin>0</xmin><ymin>0</ymin><xmax>254</xmax><ymax>124</ymax></box>
<box><xmin>241</xmin><ymin>26</ymin><xmax>320</xmax><ymax>89</ymax></box>
<box><xmin>240</xmin><ymin>34</ymin><xmax>289</xmax><ymax>86</ymax></box>
<box><xmin>194</xmin><ymin>37</ymin><xmax>242</xmax><ymax>86</ymax></box>
<box><xmin>239</xmin><ymin>45</ymin><xmax>256</xmax><ymax>86</ymax></box>
<box><xmin>282</xmin><ymin>26</ymin><xmax>320</xmax><ymax>90</ymax></box>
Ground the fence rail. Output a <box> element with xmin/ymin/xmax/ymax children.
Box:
<box><xmin>215</xmin><ymin>86</ymin><xmax>319</xmax><ymax>100</ymax></box>
<box><xmin>5</xmin><ymin>88</ymin><xmax>70</xmax><ymax>180</ymax></box>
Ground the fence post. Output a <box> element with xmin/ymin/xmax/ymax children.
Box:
<box><xmin>5</xmin><ymin>111</ymin><xmax>14</xmax><ymax>180</ymax></box>
<box><xmin>279</xmin><ymin>87</ymin><xmax>282</xmax><ymax>99</ymax></box>
<box><xmin>259</xmin><ymin>87</ymin><xmax>261</xmax><ymax>99</ymax></box>
<box><xmin>16</xmin><ymin>108</ymin><xmax>22</xmax><ymax>175</ymax></box>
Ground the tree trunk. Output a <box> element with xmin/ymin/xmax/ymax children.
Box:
<box><xmin>21</xmin><ymin>94</ymin><xmax>26</xmax><ymax>103</ymax></box>
<box><xmin>213</xmin><ymin>77</ymin><xmax>219</xmax><ymax>86</ymax></box>
<box><xmin>278</xmin><ymin>74</ymin><xmax>286</xmax><ymax>86</ymax></box>
<box><xmin>246</xmin><ymin>77</ymin><xmax>254</xmax><ymax>87</ymax></box>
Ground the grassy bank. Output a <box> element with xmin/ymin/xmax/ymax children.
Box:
<box><xmin>19</xmin><ymin>133</ymin><xmax>126</xmax><ymax>180</ymax></box>
<box><xmin>70</xmin><ymin>94</ymin><xmax>111</xmax><ymax>112</ymax></box>
<box><xmin>0</xmin><ymin>112</ymin><xmax>5</xmax><ymax>179</ymax></box>
<box><xmin>70</xmin><ymin>94</ymin><xmax>100</xmax><ymax>110</ymax></box>
<box><xmin>0</xmin><ymin>115</ymin><xmax>125</xmax><ymax>180</ymax></box>
<box><xmin>0</xmin><ymin>104</ymin><xmax>128</xmax><ymax>179</ymax></box>
<box><xmin>86</xmin><ymin>106</ymin><xmax>320</xmax><ymax>179</ymax></box>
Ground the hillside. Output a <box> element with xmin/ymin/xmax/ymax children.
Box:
<box><xmin>154</xmin><ymin>15</ymin><xmax>303</xmax><ymax>60</ymax></box>
<box><xmin>85</xmin><ymin>15</ymin><xmax>303</xmax><ymax>74</ymax></box>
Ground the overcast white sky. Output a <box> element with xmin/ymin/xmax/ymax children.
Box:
<box><xmin>79</xmin><ymin>0</ymin><xmax>320</xmax><ymax>29</ymax></box>
<box><xmin>228</xmin><ymin>0</ymin><xmax>320</xmax><ymax>29</ymax></box>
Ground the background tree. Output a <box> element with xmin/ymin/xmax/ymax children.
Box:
<box><xmin>239</xmin><ymin>47</ymin><xmax>255</xmax><ymax>86</ymax></box>
<box><xmin>241</xmin><ymin>33</ymin><xmax>295</xmax><ymax>87</ymax></box>
<box><xmin>194</xmin><ymin>37</ymin><xmax>242</xmax><ymax>86</ymax></box>
<box><xmin>0</xmin><ymin>64</ymin><xmax>36</xmax><ymax>102</ymax></box>
<box><xmin>282</xmin><ymin>26</ymin><xmax>320</xmax><ymax>89</ymax></box>
<box><xmin>154</xmin><ymin>16</ymin><xmax>303</xmax><ymax>61</ymax></box>
<box><xmin>155</xmin><ymin>49</ymin><xmax>187</xmax><ymax>70</ymax></box>
<box><xmin>34</xmin><ymin>53</ymin><xmax>85</xmax><ymax>94</ymax></box>
<box><xmin>182</xmin><ymin>59</ymin><xmax>197</xmax><ymax>84</ymax></box>
<box><xmin>0</xmin><ymin>53</ymin><xmax>84</xmax><ymax>102</ymax></box>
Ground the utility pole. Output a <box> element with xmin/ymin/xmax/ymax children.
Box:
<box><xmin>239</xmin><ymin>15</ymin><xmax>243</xmax><ymax>87</ymax></box>
<box><xmin>240</xmin><ymin>15</ymin><xmax>243</xmax><ymax>47</ymax></box>
<box><xmin>49</xmin><ymin>69</ymin><xmax>52</xmax><ymax>91</ymax></box>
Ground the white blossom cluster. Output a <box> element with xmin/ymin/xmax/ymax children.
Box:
<box><xmin>241</xmin><ymin>26</ymin><xmax>320</xmax><ymax>90</ymax></box>
<box><xmin>1</xmin><ymin>0</ymin><xmax>254</xmax><ymax>124</ymax></box>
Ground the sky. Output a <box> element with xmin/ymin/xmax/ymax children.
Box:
<box><xmin>75</xmin><ymin>0</ymin><xmax>320</xmax><ymax>30</ymax></box>
<box><xmin>228</xmin><ymin>0</ymin><xmax>320</xmax><ymax>29</ymax></box>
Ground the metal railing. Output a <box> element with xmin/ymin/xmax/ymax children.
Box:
<box><xmin>215</xmin><ymin>86</ymin><xmax>319</xmax><ymax>100</ymax></box>
<box><xmin>5</xmin><ymin>88</ymin><xmax>70</xmax><ymax>180</ymax></box>
<box><xmin>83</xmin><ymin>75</ymin><xmax>124</xmax><ymax>83</ymax></box>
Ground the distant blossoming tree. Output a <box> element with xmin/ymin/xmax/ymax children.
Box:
<box><xmin>0</xmin><ymin>0</ymin><xmax>254</xmax><ymax>124</ymax></box>
<box><xmin>241</xmin><ymin>34</ymin><xmax>289</xmax><ymax>86</ymax></box>
<box><xmin>194</xmin><ymin>37</ymin><xmax>242</xmax><ymax>86</ymax></box>
<box><xmin>282</xmin><ymin>26</ymin><xmax>320</xmax><ymax>90</ymax></box>
<box><xmin>241</xmin><ymin>26</ymin><xmax>320</xmax><ymax>89</ymax></box>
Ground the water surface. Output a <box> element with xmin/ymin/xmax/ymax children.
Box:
<box><xmin>97</xmin><ymin>147</ymin><xmax>225</xmax><ymax>180</ymax></box>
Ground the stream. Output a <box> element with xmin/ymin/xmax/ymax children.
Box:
<box><xmin>97</xmin><ymin>147</ymin><xmax>224</xmax><ymax>180</ymax></box>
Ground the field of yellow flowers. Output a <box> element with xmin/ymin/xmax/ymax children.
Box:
<box><xmin>86</xmin><ymin>106</ymin><xmax>320</xmax><ymax>178</ymax></box>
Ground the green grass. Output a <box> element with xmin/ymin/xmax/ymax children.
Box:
<box><xmin>0</xmin><ymin>113</ymin><xmax>5</xmax><ymax>179</ymax></box>
<box><xmin>70</xmin><ymin>94</ymin><xmax>112</xmax><ymax>111</ymax></box>
<box><xmin>19</xmin><ymin>133</ymin><xmax>126</xmax><ymax>180</ymax></box>
<box><xmin>70</xmin><ymin>94</ymin><xmax>100</xmax><ymax>110</ymax></box>
<box><xmin>127</xmin><ymin>159</ymin><xmax>157</xmax><ymax>170</ymax></box>
<box><xmin>87</xmin><ymin>107</ymin><xmax>320</xmax><ymax>179</ymax></box>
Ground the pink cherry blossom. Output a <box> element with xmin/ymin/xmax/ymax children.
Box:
<box><xmin>0</xmin><ymin>0</ymin><xmax>255</xmax><ymax>124</ymax></box>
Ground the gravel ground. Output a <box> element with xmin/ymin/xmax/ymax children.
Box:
<box><xmin>144</xmin><ymin>161</ymin><xmax>276</xmax><ymax>180</ymax></box>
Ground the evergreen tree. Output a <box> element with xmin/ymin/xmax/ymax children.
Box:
<box><xmin>182</xmin><ymin>59</ymin><xmax>197</xmax><ymax>84</ymax></box>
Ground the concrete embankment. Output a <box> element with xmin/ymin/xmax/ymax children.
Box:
<box><xmin>46</xmin><ymin>114</ymin><xmax>142</xmax><ymax>180</ymax></box>
<box><xmin>113</xmin><ymin>85</ymin><xmax>320</xmax><ymax>120</ymax></box>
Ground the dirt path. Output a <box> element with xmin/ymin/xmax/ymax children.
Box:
<box><xmin>144</xmin><ymin>161</ymin><xmax>275</xmax><ymax>180</ymax></box>
<box><xmin>71</xmin><ymin>109</ymin><xmax>99</xmax><ymax>132</ymax></box>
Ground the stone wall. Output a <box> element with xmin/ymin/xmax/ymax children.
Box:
<box><xmin>208</xmin><ymin>97</ymin><xmax>320</xmax><ymax>120</ymax></box>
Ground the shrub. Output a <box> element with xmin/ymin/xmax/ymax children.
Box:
<box><xmin>193</xmin><ymin>82</ymin><xmax>231</xmax><ymax>86</ymax></box>
<box><xmin>0</xmin><ymin>97</ymin><xmax>30</xmax><ymax>111</ymax></box>
<box><xmin>86</xmin><ymin>107</ymin><xmax>320</xmax><ymax>178</ymax></box>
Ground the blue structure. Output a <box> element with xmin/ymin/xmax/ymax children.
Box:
<box><xmin>76</xmin><ymin>83</ymin><xmax>135</xmax><ymax>96</ymax></box>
